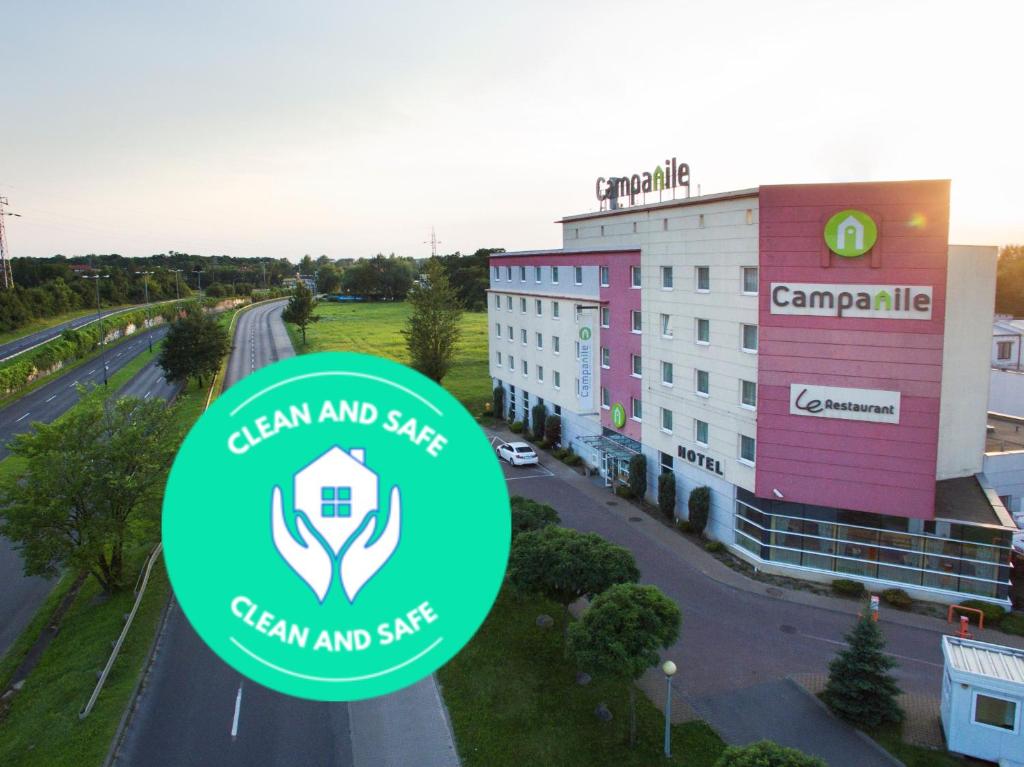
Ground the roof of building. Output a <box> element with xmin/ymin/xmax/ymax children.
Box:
<box><xmin>934</xmin><ymin>475</ymin><xmax>1015</xmax><ymax>529</ymax></box>
<box><xmin>489</xmin><ymin>246</ymin><xmax>640</xmax><ymax>259</ymax></box>
<box><xmin>994</xmin><ymin>317</ymin><xmax>1024</xmax><ymax>335</ymax></box>
<box><xmin>557</xmin><ymin>188</ymin><xmax>759</xmax><ymax>224</ymax></box>
<box><xmin>943</xmin><ymin>636</ymin><xmax>1024</xmax><ymax>685</ymax></box>
<box><xmin>987</xmin><ymin>411</ymin><xmax>1024</xmax><ymax>453</ymax></box>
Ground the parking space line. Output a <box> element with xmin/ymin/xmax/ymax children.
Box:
<box><xmin>505</xmin><ymin>465</ymin><xmax>555</xmax><ymax>481</ymax></box>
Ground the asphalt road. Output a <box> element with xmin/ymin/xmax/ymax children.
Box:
<box><xmin>0</xmin><ymin>325</ymin><xmax>177</xmax><ymax>657</ymax></box>
<box><xmin>0</xmin><ymin>305</ymin><xmax>146</xmax><ymax>362</ymax></box>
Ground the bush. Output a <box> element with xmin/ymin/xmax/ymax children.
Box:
<box><xmin>544</xmin><ymin>414</ymin><xmax>561</xmax><ymax>446</ymax></box>
<box><xmin>510</xmin><ymin>496</ymin><xmax>559</xmax><ymax>539</ymax></box>
<box><xmin>627</xmin><ymin>454</ymin><xmax>646</xmax><ymax>500</ymax></box>
<box><xmin>881</xmin><ymin>588</ymin><xmax>912</xmax><ymax>610</ymax></box>
<box><xmin>715</xmin><ymin>740</ymin><xmax>825</xmax><ymax>767</ymax></box>
<box><xmin>563</xmin><ymin>453</ymin><xmax>582</xmax><ymax>467</ymax></box>
<box><xmin>657</xmin><ymin>472</ymin><xmax>676</xmax><ymax>520</ymax></box>
<box><xmin>831</xmin><ymin>579</ymin><xmax>866</xmax><ymax>598</ymax></box>
<box><xmin>676</xmin><ymin>519</ymin><xmax>693</xmax><ymax>534</ymax></box>
<box><xmin>704</xmin><ymin>541</ymin><xmax>724</xmax><ymax>554</ymax></box>
<box><xmin>1000</xmin><ymin>612</ymin><xmax>1024</xmax><ymax>636</ymax></box>
<box><xmin>959</xmin><ymin>600</ymin><xmax>1008</xmax><ymax>627</ymax></box>
<box><xmin>688</xmin><ymin>486</ymin><xmax>711</xmax><ymax>536</ymax></box>
<box><xmin>536</xmin><ymin>438</ymin><xmax>550</xmax><ymax>450</ymax></box>
<box><xmin>521</xmin><ymin>408</ymin><xmax>529</xmax><ymax>434</ymax></box>
<box><xmin>509</xmin><ymin>421</ymin><xmax>524</xmax><ymax>434</ymax></box>
<box><xmin>492</xmin><ymin>385</ymin><xmax>505</xmax><ymax>421</ymax></box>
<box><xmin>531</xmin><ymin>403</ymin><xmax>547</xmax><ymax>441</ymax></box>
<box><xmin>552</xmin><ymin>447</ymin><xmax>569</xmax><ymax>460</ymax></box>
<box><xmin>614</xmin><ymin>485</ymin><xmax>632</xmax><ymax>499</ymax></box>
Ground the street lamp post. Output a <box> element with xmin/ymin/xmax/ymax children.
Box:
<box><xmin>82</xmin><ymin>274</ymin><xmax>111</xmax><ymax>386</ymax></box>
<box><xmin>135</xmin><ymin>271</ymin><xmax>154</xmax><ymax>353</ymax></box>
<box><xmin>169</xmin><ymin>268</ymin><xmax>182</xmax><ymax>300</ymax></box>
<box><xmin>662</xmin><ymin>660</ymin><xmax>677</xmax><ymax>758</ymax></box>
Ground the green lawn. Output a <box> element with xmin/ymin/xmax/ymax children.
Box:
<box><xmin>438</xmin><ymin>589</ymin><xmax>725</xmax><ymax>767</ymax></box>
<box><xmin>285</xmin><ymin>301</ymin><xmax>490</xmax><ymax>415</ymax></box>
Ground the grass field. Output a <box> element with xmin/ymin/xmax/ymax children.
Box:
<box><xmin>438</xmin><ymin>588</ymin><xmax>725</xmax><ymax>767</ymax></box>
<box><xmin>284</xmin><ymin>302</ymin><xmax>490</xmax><ymax>415</ymax></box>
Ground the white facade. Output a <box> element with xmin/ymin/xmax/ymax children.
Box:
<box><xmin>560</xmin><ymin>192</ymin><xmax>760</xmax><ymax>539</ymax></box>
<box><xmin>993</xmin><ymin>317</ymin><xmax>1024</xmax><ymax>371</ymax></box>
<box><xmin>941</xmin><ymin>636</ymin><xmax>1024</xmax><ymax>767</ymax></box>
<box><xmin>991</xmin><ymin>368</ymin><xmax>1024</xmax><ymax>417</ymax></box>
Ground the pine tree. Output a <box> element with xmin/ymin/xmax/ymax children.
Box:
<box><xmin>824</xmin><ymin>612</ymin><xmax>904</xmax><ymax>728</ymax></box>
<box><xmin>402</xmin><ymin>260</ymin><xmax>462</xmax><ymax>382</ymax></box>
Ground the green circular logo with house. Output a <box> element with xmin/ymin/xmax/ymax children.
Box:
<box><xmin>162</xmin><ymin>352</ymin><xmax>510</xmax><ymax>701</ymax></box>
<box><xmin>610</xmin><ymin>403</ymin><xmax>627</xmax><ymax>429</ymax></box>
<box><xmin>824</xmin><ymin>209</ymin><xmax>877</xmax><ymax>258</ymax></box>
<box><xmin>579</xmin><ymin>327</ymin><xmax>592</xmax><ymax>341</ymax></box>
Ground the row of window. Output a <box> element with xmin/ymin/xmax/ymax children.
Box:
<box><xmin>569</xmin><ymin>209</ymin><xmax>756</xmax><ymax>240</ymax></box>
<box><xmin>493</xmin><ymin>264</ymin><xmax>760</xmax><ymax>294</ymax></box>
<box><xmin>646</xmin><ymin>414</ymin><xmax>756</xmax><ymax>465</ymax></box>
<box><xmin>494</xmin><ymin>352</ymin><xmax>563</xmax><ymax>390</ymax></box>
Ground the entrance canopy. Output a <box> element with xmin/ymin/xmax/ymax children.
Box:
<box><xmin>575</xmin><ymin>433</ymin><xmax>642</xmax><ymax>461</ymax></box>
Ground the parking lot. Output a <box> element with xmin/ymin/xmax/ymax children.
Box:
<box><xmin>489</xmin><ymin>434</ymin><xmax>556</xmax><ymax>482</ymax></box>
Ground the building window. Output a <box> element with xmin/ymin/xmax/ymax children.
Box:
<box><xmin>631</xmin><ymin>266</ymin><xmax>641</xmax><ymax>288</ymax></box>
<box><xmin>741</xmin><ymin>380</ymin><xmax>757</xmax><ymax>409</ymax></box>
<box><xmin>535</xmin><ymin>266</ymin><xmax>542</xmax><ymax>283</ymax></box>
<box><xmin>631</xmin><ymin>310</ymin><xmax>642</xmax><ymax>333</ymax></box>
<box><xmin>599</xmin><ymin>266</ymin><xmax>609</xmax><ymax>287</ymax></box>
<box><xmin>575</xmin><ymin>304</ymin><xmax>582</xmax><ymax>321</ymax></box>
<box><xmin>661</xmin><ymin>266</ymin><xmax>673</xmax><ymax>289</ymax></box>
<box><xmin>537</xmin><ymin>365</ymin><xmax>544</xmax><ymax>382</ymax></box>
<box><xmin>695</xmin><ymin>420</ymin><xmax>709</xmax><ymax>446</ymax></box>
<box><xmin>974</xmin><ymin>693</ymin><xmax>1017</xmax><ymax>731</ymax></box>
<box><xmin>740</xmin><ymin>435</ymin><xmax>756</xmax><ymax>465</ymax></box>
<box><xmin>742</xmin><ymin>324</ymin><xmax>759</xmax><ymax>352</ymax></box>
<box><xmin>536</xmin><ymin>299</ymin><xmax>543</xmax><ymax>316</ymax></box>
<box><xmin>553</xmin><ymin>336</ymin><xmax>560</xmax><ymax>354</ymax></box>
<box><xmin>536</xmin><ymin>332</ymin><xmax>543</xmax><ymax>349</ymax></box>
<box><xmin>601</xmin><ymin>387</ymin><xmax>610</xmax><ymax>409</ymax></box>
<box><xmin>997</xmin><ymin>341</ymin><xmax>1013</xmax><ymax>360</ymax></box>
<box><xmin>506</xmin><ymin>295</ymin><xmax>512</xmax><ymax>311</ymax></box>
<box><xmin>632</xmin><ymin>221</ymin><xmax>638</xmax><ymax>233</ymax></box>
<box><xmin>660</xmin><ymin>452</ymin><xmax>673</xmax><ymax>474</ymax></box>
<box><xmin>696</xmin><ymin>318</ymin><xmax>710</xmax><ymax>344</ymax></box>
<box><xmin>698</xmin><ymin>214</ymin><xmax>705</xmax><ymax>228</ymax></box>
<box><xmin>631</xmin><ymin>397</ymin><xmax>642</xmax><ymax>421</ymax></box>
<box><xmin>554</xmin><ymin>404</ymin><xmax>562</xmax><ymax>416</ymax></box>
<box><xmin>552</xmin><ymin>266</ymin><xmax>559</xmax><ymax>284</ymax></box>
<box><xmin>661</xmin><ymin>407</ymin><xmax>673</xmax><ymax>433</ymax></box>
<box><xmin>575</xmin><ymin>341</ymin><xmax>580</xmax><ymax>359</ymax></box>
<box><xmin>554</xmin><ymin>371</ymin><xmax>561</xmax><ymax>389</ymax></box>
<box><xmin>601</xmin><ymin>307</ymin><xmax>610</xmax><ymax>328</ymax></box>
<box><xmin>552</xmin><ymin>301</ymin><xmax>560</xmax><ymax>319</ymax></box>
<box><xmin>521</xmin><ymin>328</ymin><xmax>527</xmax><ymax>345</ymax></box>
<box><xmin>509</xmin><ymin>355</ymin><xmax>515</xmax><ymax>371</ymax></box>
<box><xmin>600</xmin><ymin>225</ymin><xmax>605</xmax><ymax>236</ymax></box>
<box><xmin>696</xmin><ymin>369</ymin><xmax>709</xmax><ymax>396</ymax></box>
<box><xmin>494</xmin><ymin>294</ymin><xmax>500</xmax><ymax>309</ymax></box>
<box><xmin>521</xmin><ymin>359</ymin><xmax>528</xmax><ymax>377</ymax></box>
<box><xmin>661</xmin><ymin>313</ymin><xmax>673</xmax><ymax>337</ymax></box>
<box><xmin>742</xmin><ymin>267</ymin><xmax>758</xmax><ymax>295</ymax></box>
<box><xmin>505</xmin><ymin>266</ymin><xmax>512</xmax><ymax>280</ymax></box>
<box><xmin>495</xmin><ymin>322</ymin><xmax>501</xmax><ymax>337</ymax></box>
<box><xmin>601</xmin><ymin>347</ymin><xmax>610</xmax><ymax>368</ymax></box>
<box><xmin>519</xmin><ymin>266</ymin><xmax>526</xmax><ymax>282</ymax></box>
<box><xmin>631</xmin><ymin>354</ymin><xmax>642</xmax><ymax>378</ymax></box>
<box><xmin>662</xmin><ymin>218</ymin><xmax>669</xmax><ymax>231</ymax></box>
<box><xmin>496</xmin><ymin>351</ymin><xmax>502</xmax><ymax>366</ymax></box>
<box><xmin>494</xmin><ymin>266</ymin><xmax>500</xmax><ymax>280</ymax></box>
<box><xmin>696</xmin><ymin>266</ymin><xmax>710</xmax><ymax>292</ymax></box>
<box><xmin>745</xmin><ymin>208</ymin><xmax>754</xmax><ymax>225</ymax></box>
<box><xmin>506</xmin><ymin>325</ymin><xmax>513</xmax><ymax>341</ymax></box>
<box><xmin>574</xmin><ymin>266</ymin><xmax>583</xmax><ymax>285</ymax></box>
<box><xmin>320</xmin><ymin>486</ymin><xmax>352</xmax><ymax>518</ymax></box>
<box><xmin>520</xmin><ymin>297</ymin><xmax>527</xmax><ymax>314</ymax></box>
<box><xmin>661</xmin><ymin>361</ymin><xmax>673</xmax><ymax>386</ymax></box>
<box><xmin>572</xmin><ymin>227</ymin><xmax>578</xmax><ymax>239</ymax></box>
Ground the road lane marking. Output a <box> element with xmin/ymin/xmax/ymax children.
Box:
<box><xmin>15</xmin><ymin>412</ymin><xmax>30</xmax><ymax>422</ymax></box>
<box><xmin>230</xmin><ymin>683</ymin><xmax>243</xmax><ymax>738</ymax></box>
<box><xmin>799</xmin><ymin>632</ymin><xmax>943</xmax><ymax>668</ymax></box>
<box><xmin>505</xmin><ymin>467</ymin><xmax>555</xmax><ymax>481</ymax></box>
<box><xmin>45</xmin><ymin>394</ymin><xmax>57</xmax><ymax>402</ymax></box>
<box><xmin>145</xmin><ymin>391</ymin><xmax>152</xmax><ymax>399</ymax></box>
<box><xmin>88</xmin><ymin>369</ymin><xmax>96</xmax><ymax>374</ymax></box>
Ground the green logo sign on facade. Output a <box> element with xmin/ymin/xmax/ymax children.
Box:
<box><xmin>610</xmin><ymin>403</ymin><xmax>627</xmax><ymax>429</ymax></box>
<box><xmin>579</xmin><ymin>327</ymin><xmax>592</xmax><ymax>341</ymax></box>
<box><xmin>162</xmin><ymin>352</ymin><xmax>510</xmax><ymax>701</ymax></box>
<box><xmin>824</xmin><ymin>209</ymin><xmax>878</xmax><ymax>258</ymax></box>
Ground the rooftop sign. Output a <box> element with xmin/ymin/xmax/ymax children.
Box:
<box><xmin>596</xmin><ymin>158</ymin><xmax>690</xmax><ymax>208</ymax></box>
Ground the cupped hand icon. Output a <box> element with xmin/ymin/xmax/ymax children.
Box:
<box><xmin>340</xmin><ymin>486</ymin><xmax>401</xmax><ymax>604</ymax></box>
<box><xmin>271</xmin><ymin>486</ymin><xmax>333</xmax><ymax>603</ymax></box>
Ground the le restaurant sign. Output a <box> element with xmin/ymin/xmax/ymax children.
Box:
<box><xmin>790</xmin><ymin>384</ymin><xmax>901</xmax><ymax>425</ymax></box>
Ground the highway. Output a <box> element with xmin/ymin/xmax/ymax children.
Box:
<box><xmin>0</xmin><ymin>305</ymin><xmax>149</xmax><ymax>362</ymax></box>
<box><xmin>0</xmin><ymin>325</ymin><xmax>178</xmax><ymax>657</ymax></box>
<box><xmin>116</xmin><ymin>300</ymin><xmax>460</xmax><ymax>767</ymax></box>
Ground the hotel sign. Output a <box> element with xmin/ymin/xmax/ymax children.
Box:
<box><xmin>790</xmin><ymin>384</ymin><xmax>901</xmax><ymax>424</ymax></box>
<box><xmin>596</xmin><ymin>157</ymin><xmax>690</xmax><ymax>204</ymax></box>
<box><xmin>577</xmin><ymin>315</ymin><xmax>594</xmax><ymax>410</ymax></box>
<box><xmin>770</xmin><ymin>283</ymin><xmax>932</xmax><ymax>320</ymax></box>
<box><xmin>676</xmin><ymin>444</ymin><xmax>725</xmax><ymax>476</ymax></box>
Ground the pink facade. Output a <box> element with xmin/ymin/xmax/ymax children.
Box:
<box><xmin>597</xmin><ymin>252</ymin><xmax>642</xmax><ymax>441</ymax></box>
<box><xmin>755</xmin><ymin>180</ymin><xmax>951</xmax><ymax>519</ymax></box>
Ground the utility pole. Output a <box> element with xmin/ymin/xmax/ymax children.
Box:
<box><xmin>82</xmin><ymin>274</ymin><xmax>111</xmax><ymax>386</ymax></box>
<box><xmin>135</xmin><ymin>271</ymin><xmax>154</xmax><ymax>353</ymax></box>
<box><xmin>195</xmin><ymin>269</ymin><xmax>203</xmax><ymax>295</ymax></box>
<box><xmin>0</xmin><ymin>196</ymin><xmax>21</xmax><ymax>289</ymax></box>
<box><xmin>424</xmin><ymin>227</ymin><xmax>442</xmax><ymax>258</ymax></box>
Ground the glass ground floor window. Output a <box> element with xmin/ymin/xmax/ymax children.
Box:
<box><xmin>733</xmin><ymin>491</ymin><xmax>1012</xmax><ymax>601</ymax></box>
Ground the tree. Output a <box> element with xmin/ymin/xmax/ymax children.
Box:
<box><xmin>627</xmin><ymin>454</ymin><xmax>646</xmax><ymax>499</ymax></box>
<box><xmin>823</xmin><ymin>612</ymin><xmax>904</xmax><ymax>729</ymax></box>
<box><xmin>658</xmin><ymin>472</ymin><xmax>676</xmax><ymax>520</ymax></box>
<box><xmin>996</xmin><ymin>244</ymin><xmax>1024</xmax><ymax>316</ymax></box>
<box><xmin>281</xmin><ymin>283</ymin><xmax>320</xmax><ymax>346</ymax></box>
<box><xmin>568</xmin><ymin>583</ymin><xmax>681</xmax><ymax>747</ymax></box>
<box><xmin>510</xmin><ymin>496</ymin><xmax>559</xmax><ymax>540</ymax></box>
<box><xmin>492</xmin><ymin>385</ymin><xmax>505</xmax><ymax>421</ymax></box>
<box><xmin>715</xmin><ymin>741</ymin><xmax>826</xmax><ymax>767</ymax></box>
<box><xmin>0</xmin><ymin>388</ymin><xmax>177</xmax><ymax>592</ymax></box>
<box><xmin>544</xmin><ymin>414</ymin><xmax>561</xmax><ymax>446</ymax></box>
<box><xmin>531</xmin><ymin>403</ymin><xmax>547</xmax><ymax>441</ymax></box>
<box><xmin>507</xmin><ymin>526</ymin><xmax>639</xmax><ymax>631</ymax></box>
<box><xmin>688</xmin><ymin>486</ymin><xmax>711</xmax><ymax>535</ymax></box>
<box><xmin>158</xmin><ymin>309</ymin><xmax>231</xmax><ymax>389</ymax></box>
<box><xmin>402</xmin><ymin>259</ymin><xmax>462</xmax><ymax>382</ymax></box>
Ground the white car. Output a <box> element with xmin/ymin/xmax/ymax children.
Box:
<box><xmin>497</xmin><ymin>441</ymin><xmax>539</xmax><ymax>466</ymax></box>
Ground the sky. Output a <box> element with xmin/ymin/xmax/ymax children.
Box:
<box><xmin>2</xmin><ymin>1</ymin><xmax>1022</xmax><ymax>262</ymax></box>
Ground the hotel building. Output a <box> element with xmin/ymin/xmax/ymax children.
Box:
<box><xmin>488</xmin><ymin>178</ymin><xmax>1017</xmax><ymax>605</ymax></box>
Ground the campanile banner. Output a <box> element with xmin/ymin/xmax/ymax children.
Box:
<box><xmin>577</xmin><ymin>309</ymin><xmax>594</xmax><ymax>411</ymax></box>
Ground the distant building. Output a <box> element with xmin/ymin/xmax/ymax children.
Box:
<box><xmin>993</xmin><ymin>316</ymin><xmax>1024</xmax><ymax>370</ymax></box>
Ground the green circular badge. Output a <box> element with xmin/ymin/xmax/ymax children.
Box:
<box><xmin>162</xmin><ymin>352</ymin><xmax>510</xmax><ymax>701</ymax></box>
<box><xmin>824</xmin><ymin>209</ymin><xmax>877</xmax><ymax>258</ymax></box>
<box><xmin>610</xmin><ymin>403</ymin><xmax>626</xmax><ymax>429</ymax></box>
<box><xmin>579</xmin><ymin>327</ymin><xmax>592</xmax><ymax>341</ymax></box>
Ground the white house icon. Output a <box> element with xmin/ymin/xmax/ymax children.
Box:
<box><xmin>294</xmin><ymin>446</ymin><xmax>379</xmax><ymax>556</ymax></box>
<box><xmin>836</xmin><ymin>215</ymin><xmax>864</xmax><ymax>250</ymax></box>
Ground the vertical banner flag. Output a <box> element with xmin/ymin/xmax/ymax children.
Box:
<box><xmin>577</xmin><ymin>308</ymin><xmax>594</xmax><ymax>411</ymax></box>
